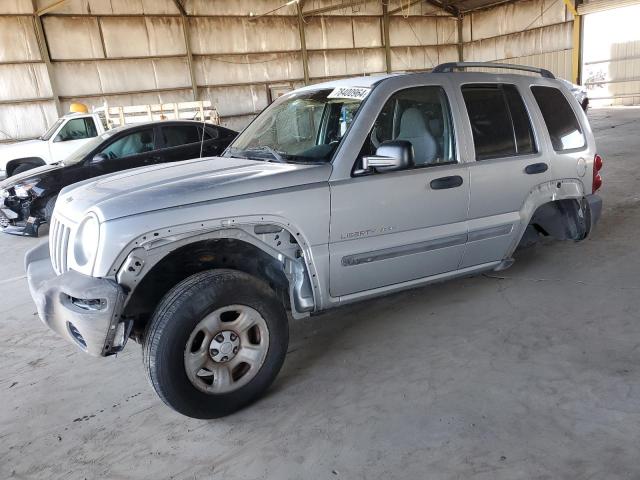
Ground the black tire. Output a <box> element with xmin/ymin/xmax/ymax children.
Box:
<box><xmin>142</xmin><ymin>269</ymin><xmax>289</xmax><ymax>419</ymax></box>
<box><xmin>581</xmin><ymin>99</ymin><xmax>589</xmax><ymax>112</ymax></box>
<box><xmin>43</xmin><ymin>195</ymin><xmax>58</xmax><ymax>222</ymax></box>
<box><xmin>11</xmin><ymin>163</ymin><xmax>36</xmax><ymax>176</ymax></box>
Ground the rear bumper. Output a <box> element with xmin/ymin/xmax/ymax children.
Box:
<box><xmin>585</xmin><ymin>194</ymin><xmax>602</xmax><ymax>236</ymax></box>
<box><xmin>25</xmin><ymin>242</ymin><xmax>127</xmax><ymax>357</ymax></box>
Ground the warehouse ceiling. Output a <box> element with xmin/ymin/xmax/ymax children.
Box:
<box><xmin>299</xmin><ymin>0</ymin><xmax>523</xmax><ymax>17</ymax></box>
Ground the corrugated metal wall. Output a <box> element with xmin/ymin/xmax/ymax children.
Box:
<box><xmin>0</xmin><ymin>0</ymin><xmax>574</xmax><ymax>141</ymax></box>
<box><xmin>462</xmin><ymin>0</ymin><xmax>573</xmax><ymax>80</ymax></box>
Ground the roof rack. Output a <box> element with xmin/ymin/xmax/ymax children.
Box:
<box><xmin>432</xmin><ymin>62</ymin><xmax>555</xmax><ymax>79</ymax></box>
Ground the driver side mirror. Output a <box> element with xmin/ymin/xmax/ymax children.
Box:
<box><xmin>90</xmin><ymin>153</ymin><xmax>108</xmax><ymax>165</ymax></box>
<box><xmin>361</xmin><ymin>140</ymin><xmax>414</xmax><ymax>173</ymax></box>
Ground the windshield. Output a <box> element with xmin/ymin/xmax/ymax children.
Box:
<box><xmin>40</xmin><ymin>118</ymin><xmax>65</xmax><ymax>141</ymax></box>
<box><xmin>225</xmin><ymin>87</ymin><xmax>368</xmax><ymax>163</ymax></box>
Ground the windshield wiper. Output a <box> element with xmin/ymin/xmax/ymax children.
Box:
<box><xmin>224</xmin><ymin>147</ymin><xmax>251</xmax><ymax>160</ymax></box>
<box><xmin>226</xmin><ymin>146</ymin><xmax>288</xmax><ymax>163</ymax></box>
<box><xmin>247</xmin><ymin>146</ymin><xmax>287</xmax><ymax>163</ymax></box>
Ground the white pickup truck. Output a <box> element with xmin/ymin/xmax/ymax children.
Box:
<box><xmin>0</xmin><ymin>101</ymin><xmax>218</xmax><ymax>180</ymax></box>
<box><xmin>0</xmin><ymin>112</ymin><xmax>107</xmax><ymax>179</ymax></box>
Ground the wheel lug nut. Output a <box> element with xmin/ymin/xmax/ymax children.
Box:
<box><xmin>215</xmin><ymin>334</ymin><xmax>224</xmax><ymax>342</ymax></box>
<box><xmin>222</xmin><ymin>356</ymin><xmax>228</xmax><ymax>362</ymax></box>
<box><xmin>233</xmin><ymin>347</ymin><xmax>238</xmax><ymax>354</ymax></box>
<box><xmin>230</xmin><ymin>333</ymin><xmax>237</xmax><ymax>341</ymax></box>
<box><xmin>211</xmin><ymin>349</ymin><xmax>219</xmax><ymax>356</ymax></box>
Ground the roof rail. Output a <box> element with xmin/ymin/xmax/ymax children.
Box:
<box><xmin>433</xmin><ymin>62</ymin><xmax>555</xmax><ymax>79</ymax></box>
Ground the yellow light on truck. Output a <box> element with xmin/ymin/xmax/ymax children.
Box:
<box><xmin>69</xmin><ymin>102</ymin><xmax>88</xmax><ymax>114</ymax></box>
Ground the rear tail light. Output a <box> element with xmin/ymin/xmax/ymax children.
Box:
<box><xmin>593</xmin><ymin>154</ymin><xmax>603</xmax><ymax>193</ymax></box>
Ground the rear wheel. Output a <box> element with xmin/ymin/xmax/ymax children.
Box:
<box><xmin>142</xmin><ymin>269</ymin><xmax>289</xmax><ymax>419</ymax></box>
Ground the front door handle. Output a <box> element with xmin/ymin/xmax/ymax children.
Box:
<box><xmin>525</xmin><ymin>162</ymin><xmax>548</xmax><ymax>174</ymax></box>
<box><xmin>430</xmin><ymin>175</ymin><xmax>463</xmax><ymax>190</ymax></box>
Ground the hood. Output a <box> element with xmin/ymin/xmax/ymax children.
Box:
<box><xmin>58</xmin><ymin>156</ymin><xmax>332</xmax><ymax>222</ymax></box>
<box><xmin>0</xmin><ymin>139</ymin><xmax>48</xmax><ymax>168</ymax></box>
<box><xmin>0</xmin><ymin>163</ymin><xmax>64</xmax><ymax>190</ymax></box>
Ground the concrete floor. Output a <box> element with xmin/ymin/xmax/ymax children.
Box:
<box><xmin>1</xmin><ymin>108</ymin><xmax>639</xmax><ymax>479</ymax></box>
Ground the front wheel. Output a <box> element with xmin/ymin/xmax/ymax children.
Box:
<box><xmin>142</xmin><ymin>269</ymin><xmax>289</xmax><ymax>419</ymax></box>
<box><xmin>43</xmin><ymin>195</ymin><xmax>58</xmax><ymax>223</ymax></box>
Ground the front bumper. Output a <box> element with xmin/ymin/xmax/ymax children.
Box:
<box><xmin>25</xmin><ymin>242</ymin><xmax>127</xmax><ymax>356</ymax></box>
<box><xmin>0</xmin><ymin>212</ymin><xmax>43</xmax><ymax>236</ymax></box>
<box><xmin>1</xmin><ymin>197</ymin><xmax>43</xmax><ymax>237</ymax></box>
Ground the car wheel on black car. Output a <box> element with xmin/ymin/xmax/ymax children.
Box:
<box><xmin>142</xmin><ymin>269</ymin><xmax>289</xmax><ymax>419</ymax></box>
<box><xmin>43</xmin><ymin>195</ymin><xmax>57</xmax><ymax>222</ymax></box>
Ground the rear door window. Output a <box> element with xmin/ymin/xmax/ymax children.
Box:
<box><xmin>462</xmin><ymin>84</ymin><xmax>536</xmax><ymax>160</ymax></box>
<box><xmin>161</xmin><ymin>125</ymin><xmax>203</xmax><ymax>147</ymax></box>
<box><xmin>531</xmin><ymin>86</ymin><xmax>585</xmax><ymax>151</ymax></box>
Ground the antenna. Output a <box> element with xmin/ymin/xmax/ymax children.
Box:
<box><xmin>199</xmin><ymin>107</ymin><xmax>206</xmax><ymax>158</ymax></box>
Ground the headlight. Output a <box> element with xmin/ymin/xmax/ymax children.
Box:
<box><xmin>14</xmin><ymin>180</ymin><xmax>40</xmax><ymax>199</ymax></box>
<box><xmin>73</xmin><ymin>213</ymin><xmax>100</xmax><ymax>269</ymax></box>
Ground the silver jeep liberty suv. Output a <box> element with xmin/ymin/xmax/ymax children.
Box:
<box><xmin>26</xmin><ymin>63</ymin><xmax>603</xmax><ymax>418</ymax></box>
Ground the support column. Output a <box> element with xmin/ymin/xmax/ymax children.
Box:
<box><xmin>571</xmin><ymin>12</ymin><xmax>582</xmax><ymax>84</ymax></box>
<box><xmin>561</xmin><ymin>0</ymin><xmax>582</xmax><ymax>84</ymax></box>
<box><xmin>297</xmin><ymin>1</ymin><xmax>310</xmax><ymax>85</ymax></box>
<box><xmin>382</xmin><ymin>2</ymin><xmax>392</xmax><ymax>73</ymax></box>
<box><xmin>173</xmin><ymin>0</ymin><xmax>198</xmax><ymax>100</ymax></box>
<box><xmin>32</xmin><ymin>3</ymin><xmax>62</xmax><ymax>116</ymax></box>
<box><xmin>457</xmin><ymin>14</ymin><xmax>464</xmax><ymax>62</ymax></box>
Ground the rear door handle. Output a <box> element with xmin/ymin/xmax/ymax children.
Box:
<box><xmin>525</xmin><ymin>162</ymin><xmax>548</xmax><ymax>174</ymax></box>
<box><xmin>430</xmin><ymin>175</ymin><xmax>463</xmax><ymax>190</ymax></box>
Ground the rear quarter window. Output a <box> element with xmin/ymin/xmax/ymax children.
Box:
<box><xmin>162</xmin><ymin>125</ymin><xmax>202</xmax><ymax>147</ymax></box>
<box><xmin>531</xmin><ymin>86</ymin><xmax>585</xmax><ymax>151</ymax></box>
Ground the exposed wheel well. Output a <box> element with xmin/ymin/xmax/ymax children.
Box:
<box><xmin>7</xmin><ymin>157</ymin><xmax>45</xmax><ymax>176</ymax></box>
<box><xmin>123</xmin><ymin>238</ymin><xmax>291</xmax><ymax>340</ymax></box>
<box><xmin>518</xmin><ymin>198</ymin><xmax>588</xmax><ymax>248</ymax></box>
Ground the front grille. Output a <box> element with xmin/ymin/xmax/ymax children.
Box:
<box><xmin>49</xmin><ymin>215</ymin><xmax>71</xmax><ymax>275</ymax></box>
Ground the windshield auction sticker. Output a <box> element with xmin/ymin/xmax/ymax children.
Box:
<box><xmin>327</xmin><ymin>87</ymin><xmax>371</xmax><ymax>100</ymax></box>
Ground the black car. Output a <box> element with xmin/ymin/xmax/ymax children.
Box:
<box><xmin>0</xmin><ymin>120</ymin><xmax>236</xmax><ymax>236</ymax></box>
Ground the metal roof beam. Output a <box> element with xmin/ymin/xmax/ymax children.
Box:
<box><xmin>36</xmin><ymin>0</ymin><xmax>68</xmax><ymax>16</ymax></box>
<box><xmin>172</xmin><ymin>0</ymin><xmax>187</xmax><ymax>16</ymax></box>
<box><xmin>296</xmin><ymin>0</ymin><xmax>310</xmax><ymax>84</ymax></box>
<box><xmin>31</xmin><ymin>0</ymin><xmax>62</xmax><ymax>115</ymax></box>
<box><xmin>172</xmin><ymin>0</ymin><xmax>198</xmax><ymax>100</ymax></box>
<box><xmin>302</xmin><ymin>0</ymin><xmax>368</xmax><ymax>16</ymax></box>
<box><xmin>424</xmin><ymin>0</ymin><xmax>459</xmax><ymax>16</ymax></box>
